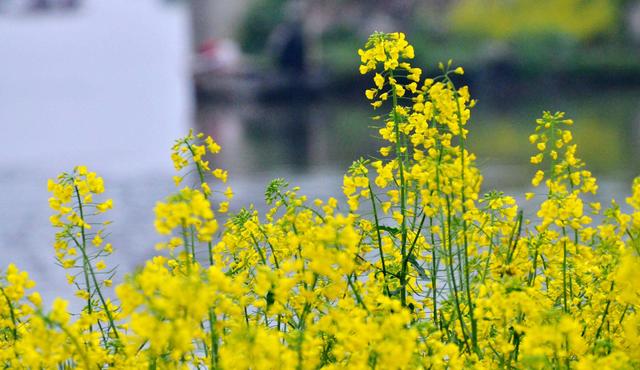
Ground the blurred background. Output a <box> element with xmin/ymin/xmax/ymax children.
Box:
<box><xmin>1</xmin><ymin>0</ymin><xmax>639</xmax><ymax>302</ymax></box>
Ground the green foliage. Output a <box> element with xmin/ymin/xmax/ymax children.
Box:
<box><xmin>237</xmin><ymin>0</ymin><xmax>288</xmax><ymax>53</ymax></box>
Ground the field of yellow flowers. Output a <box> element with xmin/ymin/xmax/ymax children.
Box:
<box><xmin>2</xmin><ymin>32</ymin><xmax>640</xmax><ymax>369</ymax></box>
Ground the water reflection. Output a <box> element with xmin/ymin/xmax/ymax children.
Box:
<box><xmin>196</xmin><ymin>101</ymin><xmax>339</xmax><ymax>174</ymax></box>
<box><xmin>197</xmin><ymin>88</ymin><xmax>640</xmax><ymax>193</ymax></box>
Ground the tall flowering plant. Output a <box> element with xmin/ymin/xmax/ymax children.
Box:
<box><xmin>1</xmin><ymin>32</ymin><xmax>639</xmax><ymax>369</ymax></box>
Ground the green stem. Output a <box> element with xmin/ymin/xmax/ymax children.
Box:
<box><xmin>446</xmin><ymin>74</ymin><xmax>479</xmax><ymax>354</ymax></box>
<box><xmin>68</xmin><ymin>233</ymin><xmax>120</xmax><ymax>340</ymax></box>
<box><xmin>181</xmin><ymin>224</ymin><xmax>192</xmax><ymax>272</ymax></box>
<box><xmin>549</xmin><ymin>120</ymin><xmax>556</xmax><ymax>181</ymax></box>
<box><xmin>73</xmin><ymin>185</ymin><xmax>94</xmax><ymax>328</ymax></box>
<box><xmin>479</xmin><ymin>215</ymin><xmax>495</xmax><ymax>284</ymax></box>
<box><xmin>390</xmin><ymin>70</ymin><xmax>409</xmax><ymax>307</ymax></box>
<box><xmin>0</xmin><ymin>287</ymin><xmax>18</xmax><ymax>340</ymax></box>
<box><xmin>347</xmin><ymin>273</ymin><xmax>368</xmax><ymax>311</ymax></box>
<box><xmin>562</xmin><ymin>227</ymin><xmax>569</xmax><ymax>314</ymax></box>
<box><xmin>401</xmin><ymin>213</ymin><xmax>427</xmax><ymax>300</ymax></box>
<box><xmin>249</xmin><ymin>234</ymin><xmax>268</xmax><ymax>265</ymax></box>
<box><xmin>73</xmin><ymin>185</ymin><xmax>120</xmax><ymax>345</ymax></box>
<box><xmin>594</xmin><ymin>281</ymin><xmax>615</xmax><ymax>342</ymax></box>
<box><xmin>369</xmin><ymin>184</ymin><xmax>390</xmax><ymax>296</ymax></box>
<box><xmin>186</xmin><ymin>142</ymin><xmax>216</xmax><ymax>267</ymax></box>
<box><xmin>207</xmin><ymin>310</ymin><xmax>219</xmax><ymax>368</ymax></box>
<box><xmin>256</xmin><ymin>227</ymin><xmax>280</xmax><ymax>269</ymax></box>
<box><xmin>445</xmin><ymin>195</ymin><xmax>471</xmax><ymax>352</ymax></box>
<box><xmin>429</xmin><ymin>217</ymin><xmax>438</xmax><ymax>324</ymax></box>
<box><xmin>528</xmin><ymin>239</ymin><xmax>541</xmax><ymax>287</ymax></box>
<box><xmin>190</xmin><ymin>226</ymin><xmax>197</xmax><ymax>263</ymax></box>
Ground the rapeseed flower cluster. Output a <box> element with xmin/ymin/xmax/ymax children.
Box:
<box><xmin>1</xmin><ymin>32</ymin><xmax>639</xmax><ymax>368</ymax></box>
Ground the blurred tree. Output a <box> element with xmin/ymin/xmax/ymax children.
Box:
<box><xmin>238</xmin><ymin>0</ymin><xmax>288</xmax><ymax>53</ymax></box>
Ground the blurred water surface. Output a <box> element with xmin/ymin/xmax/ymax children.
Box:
<box><xmin>0</xmin><ymin>0</ymin><xmax>191</xmax><ymax>303</ymax></box>
<box><xmin>1</xmin><ymin>1</ymin><xmax>639</xmax><ymax>304</ymax></box>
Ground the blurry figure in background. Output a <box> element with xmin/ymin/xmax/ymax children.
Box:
<box><xmin>260</xmin><ymin>0</ymin><xmax>329</xmax><ymax>101</ymax></box>
<box><xmin>194</xmin><ymin>0</ymin><xmax>323</xmax><ymax>102</ymax></box>
<box><xmin>267</xmin><ymin>0</ymin><xmax>307</xmax><ymax>74</ymax></box>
